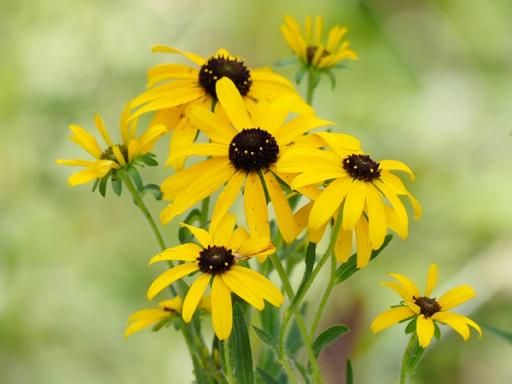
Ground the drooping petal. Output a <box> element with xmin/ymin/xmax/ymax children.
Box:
<box><xmin>124</xmin><ymin>309</ymin><xmax>169</xmax><ymax>338</ymax></box>
<box><xmin>215</xmin><ymin>78</ymin><xmax>252</xmax><ymax>131</ymax></box>
<box><xmin>230</xmin><ymin>266</ymin><xmax>284</xmax><ymax>307</ymax></box>
<box><xmin>244</xmin><ymin>172</ymin><xmax>270</xmax><ymax>239</ymax></box>
<box><xmin>374</xmin><ymin>180</ymin><xmax>408</xmax><ymax>238</ymax></box>
<box><xmin>309</xmin><ymin>177</ymin><xmax>352</xmax><ymax>229</ymax></box>
<box><xmin>431</xmin><ymin>311</ymin><xmax>470</xmax><ymax>341</ymax></box>
<box><xmin>355</xmin><ymin>216</ymin><xmax>372</xmax><ymax>268</ymax></box>
<box><xmin>210</xmin><ymin>171</ymin><xmax>245</xmax><ymax>234</ymax></box>
<box><xmin>166</xmin><ymin>119</ymin><xmax>198</xmax><ymax>169</ymax></box>
<box><xmin>237</xmin><ymin>237</ymin><xmax>275</xmax><ymax>259</ymax></box>
<box><xmin>182</xmin><ymin>274</ymin><xmax>211</xmax><ymax>323</ymax></box>
<box><xmin>437</xmin><ymin>285</ymin><xmax>476</xmax><ymax>311</ymax></box>
<box><xmin>370</xmin><ymin>307</ymin><xmax>415</xmax><ymax>333</ymax></box>
<box><xmin>424</xmin><ymin>264</ymin><xmax>438</xmax><ymax>297</ymax></box>
<box><xmin>147</xmin><ymin>263</ymin><xmax>199</xmax><ymax>300</ymax></box>
<box><xmin>365</xmin><ymin>185</ymin><xmax>387</xmax><ymax>249</ymax></box>
<box><xmin>211</xmin><ymin>276</ymin><xmax>233</xmax><ymax>340</ymax></box>
<box><xmin>342</xmin><ymin>180</ymin><xmax>368</xmax><ymax>230</ymax></box>
<box><xmin>416</xmin><ymin>315</ymin><xmax>435</xmax><ymax>347</ymax></box>
<box><xmin>149</xmin><ymin>243</ymin><xmax>202</xmax><ymax>265</ymax></box>
<box><xmin>221</xmin><ymin>272</ymin><xmax>264</xmax><ymax>310</ymax></box>
<box><xmin>334</xmin><ymin>227</ymin><xmax>353</xmax><ymax>263</ymax></box>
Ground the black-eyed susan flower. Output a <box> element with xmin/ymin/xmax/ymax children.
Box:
<box><xmin>56</xmin><ymin>105</ymin><xmax>166</xmax><ymax>189</ymax></box>
<box><xmin>277</xmin><ymin>132</ymin><xmax>421</xmax><ymax>267</ymax></box>
<box><xmin>146</xmin><ymin>213</ymin><xmax>284</xmax><ymax>340</ymax></box>
<box><xmin>371</xmin><ymin>264</ymin><xmax>482</xmax><ymax>348</ymax></box>
<box><xmin>281</xmin><ymin>15</ymin><xmax>357</xmax><ymax>88</ymax></box>
<box><xmin>129</xmin><ymin>46</ymin><xmax>298</xmax><ymax>169</ymax></box>
<box><xmin>159</xmin><ymin>77</ymin><xmax>333</xmax><ymax>245</ymax></box>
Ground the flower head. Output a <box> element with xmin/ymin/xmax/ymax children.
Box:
<box><xmin>147</xmin><ymin>213</ymin><xmax>284</xmax><ymax>340</ymax></box>
<box><xmin>159</xmin><ymin>77</ymin><xmax>333</xmax><ymax>245</ymax></box>
<box><xmin>277</xmin><ymin>132</ymin><xmax>421</xmax><ymax>267</ymax></box>
<box><xmin>56</xmin><ymin>105</ymin><xmax>166</xmax><ymax>187</ymax></box>
<box><xmin>129</xmin><ymin>46</ymin><xmax>298</xmax><ymax>169</ymax></box>
<box><xmin>371</xmin><ymin>264</ymin><xmax>482</xmax><ymax>348</ymax></box>
<box><xmin>281</xmin><ymin>15</ymin><xmax>357</xmax><ymax>70</ymax></box>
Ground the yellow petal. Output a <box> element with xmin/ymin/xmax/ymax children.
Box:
<box><xmin>68</xmin><ymin>124</ymin><xmax>103</xmax><ymax>159</ymax></box>
<box><xmin>388</xmin><ymin>272</ymin><xmax>421</xmax><ymax>300</ymax></box>
<box><xmin>334</xmin><ymin>227</ymin><xmax>353</xmax><ymax>263</ymax></box>
<box><xmin>342</xmin><ymin>180</ymin><xmax>368</xmax><ymax>230</ymax></box>
<box><xmin>290</xmin><ymin>167</ymin><xmax>344</xmax><ymax>189</ymax></box>
<box><xmin>68</xmin><ymin>168</ymin><xmax>101</xmax><ymax>186</ymax></box>
<box><xmin>166</xmin><ymin>143</ymin><xmax>228</xmax><ymax>165</ymax></box>
<box><xmin>314</xmin><ymin>132</ymin><xmax>361</xmax><ymax>155</ymax></box>
<box><xmin>370</xmin><ymin>306</ymin><xmax>414</xmax><ymax>333</ymax></box>
<box><xmin>94</xmin><ymin>114</ymin><xmax>113</xmax><ymax>147</ymax></box>
<box><xmin>211</xmin><ymin>276</ymin><xmax>233</xmax><ymax>340</ymax></box>
<box><xmin>416</xmin><ymin>315</ymin><xmax>435</xmax><ymax>347</ymax></box>
<box><xmin>138</xmin><ymin>124</ymin><xmax>167</xmax><ymax>154</ymax></box>
<box><xmin>424</xmin><ymin>264</ymin><xmax>438</xmax><ymax>297</ymax></box>
<box><xmin>263</xmin><ymin>172</ymin><xmax>298</xmax><ymax>243</ymax></box>
<box><xmin>151</xmin><ymin>44</ymin><xmax>205</xmax><ymax>66</ymax></box>
<box><xmin>210</xmin><ymin>172</ymin><xmax>245</xmax><ymax>234</ymax></box>
<box><xmin>379</xmin><ymin>160</ymin><xmax>415</xmax><ymax>180</ymax></box>
<box><xmin>314</xmin><ymin>15</ymin><xmax>323</xmax><ymax>44</ymax></box>
<box><xmin>147</xmin><ymin>63</ymin><xmax>197</xmax><ymax>87</ymax></box>
<box><xmin>124</xmin><ymin>309</ymin><xmax>169</xmax><ymax>338</ymax></box>
<box><xmin>380</xmin><ymin>281</ymin><xmax>413</xmax><ymax>302</ymax></box>
<box><xmin>230</xmin><ymin>266</ymin><xmax>284</xmax><ymax>307</ymax></box>
<box><xmin>182</xmin><ymin>274</ymin><xmax>211</xmax><ymax>323</ymax></box>
<box><xmin>158</xmin><ymin>296</ymin><xmax>183</xmax><ymax>312</ymax></box>
<box><xmin>237</xmin><ymin>237</ymin><xmax>275</xmax><ymax>259</ymax></box>
<box><xmin>244</xmin><ymin>172</ymin><xmax>270</xmax><ymax>239</ymax></box>
<box><xmin>374</xmin><ymin>180</ymin><xmax>408</xmax><ymax>238</ymax></box>
<box><xmin>431</xmin><ymin>311</ymin><xmax>470</xmax><ymax>341</ymax></box>
<box><xmin>180</xmin><ymin>224</ymin><xmax>212</xmax><ymax>248</ymax></box>
<box><xmin>366</xmin><ymin>185</ymin><xmax>387</xmax><ymax>249</ymax></box>
<box><xmin>212</xmin><ymin>213</ymin><xmax>236</xmax><ymax>246</ymax></box>
<box><xmin>188</xmin><ymin>105</ymin><xmax>237</xmax><ymax>144</ymax></box>
<box><xmin>147</xmin><ymin>263</ymin><xmax>199</xmax><ymax>300</ymax></box>
<box><xmin>227</xmin><ymin>227</ymin><xmax>250</xmax><ymax>251</ymax></box>
<box><xmin>221</xmin><ymin>272</ymin><xmax>264</xmax><ymax>310</ymax></box>
<box><xmin>56</xmin><ymin>159</ymin><xmax>93</xmax><ymax>167</ymax></box>
<box><xmin>275</xmin><ymin>115</ymin><xmax>334</xmax><ymax>146</ymax></box>
<box><xmin>355</xmin><ymin>216</ymin><xmax>372</xmax><ymax>268</ymax></box>
<box><xmin>437</xmin><ymin>285</ymin><xmax>476</xmax><ymax>311</ymax></box>
<box><xmin>215</xmin><ymin>78</ymin><xmax>252</xmax><ymax>131</ymax></box>
<box><xmin>167</xmin><ymin>119</ymin><xmax>198</xmax><ymax>169</ymax></box>
<box><xmin>112</xmin><ymin>145</ymin><xmax>126</xmax><ymax>166</ymax></box>
<box><xmin>149</xmin><ymin>243</ymin><xmax>202</xmax><ymax>265</ymax></box>
<box><xmin>309</xmin><ymin>177</ymin><xmax>352</xmax><ymax>229</ymax></box>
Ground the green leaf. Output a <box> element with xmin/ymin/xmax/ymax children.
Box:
<box><xmin>401</xmin><ymin>335</ymin><xmax>424</xmax><ymax>380</ymax></box>
<box><xmin>309</xmin><ymin>70</ymin><xmax>321</xmax><ymax>89</ymax></box>
<box><xmin>111</xmin><ymin>175</ymin><xmax>122</xmax><ymax>196</ymax></box>
<box><xmin>91</xmin><ymin>178</ymin><xmax>99</xmax><ymax>193</ymax></box>
<box><xmin>295</xmin><ymin>66</ymin><xmax>307</xmax><ymax>84</ymax></box>
<box><xmin>127</xmin><ymin>166</ymin><xmax>144</xmax><ymax>191</ymax></box>
<box><xmin>137</xmin><ymin>154</ymin><xmax>158</xmax><ymax>166</ymax></box>
<box><xmin>98</xmin><ymin>173</ymin><xmax>110</xmax><ymax>197</ymax></box>
<box><xmin>143</xmin><ymin>183</ymin><xmax>163</xmax><ymax>200</ymax></box>
<box><xmin>325</xmin><ymin>70</ymin><xmax>336</xmax><ymax>90</ymax></box>
<box><xmin>256</xmin><ymin>368</ymin><xmax>280</xmax><ymax>384</ymax></box>
<box><xmin>334</xmin><ymin>235</ymin><xmax>393</xmax><ymax>284</ymax></box>
<box><xmin>312</xmin><ymin>324</ymin><xmax>350</xmax><ymax>357</ymax></box>
<box><xmin>286</xmin><ymin>303</ymin><xmax>307</xmax><ymax>357</ymax></box>
<box><xmin>434</xmin><ymin>322</ymin><xmax>441</xmax><ymax>340</ymax></box>
<box><xmin>253</xmin><ymin>326</ymin><xmax>278</xmax><ymax>351</ymax></box>
<box><xmin>482</xmin><ymin>324</ymin><xmax>512</xmax><ymax>343</ymax></box>
<box><xmin>405</xmin><ymin>318</ymin><xmax>417</xmax><ymax>334</ymax></box>
<box><xmin>294</xmin><ymin>243</ymin><xmax>316</xmax><ymax>301</ymax></box>
<box><xmin>346</xmin><ymin>359</ymin><xmax>354</xmax><ymax>384</ymax></box>
<box><xmin>231</xmin><ymin>302</ymin><xmax>254</xmax><ymax>384</ymax></box>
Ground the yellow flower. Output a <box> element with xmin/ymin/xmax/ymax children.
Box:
<box><xmin>277</xmin><ymin>132</ymin><xmax>421</xmax><ymax>267</ymax></box>
<box><xmin>124</xmin><ymin>296</ymin><xmax>211</xmax><ymax>338</ymax></box>
<box><xmin>159</xmin><ymin>77</ymin><xmax>333</xmax><ymax>245</ymax></box>
<box><xmin>371</xmin><ymin>264</ymin><xmax>482</xmax><ymax>348</ymax></box>
<box><xmin>129</xmin><ymin>46</ymin><xmax>298</xmax><ymax>169</ymax></box>
<box><xmin>146</xmin><ymin>213</ymin><xmax>284</xmax><ymax>340</ymax></box>
<box><xmin>281</xmin><ymin>15</ymin><xmax>357</xmax><ymax>70</ymax></box>
<box><xmin>56</xmin><ymin>105</ymin><xmax>166</xmax><ymax>186</ymax></box>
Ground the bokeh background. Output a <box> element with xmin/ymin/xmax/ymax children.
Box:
<box><xmin>1</xmin><ymin>0</ymin><xmax>511</xmax><ymax>383</ymax></box>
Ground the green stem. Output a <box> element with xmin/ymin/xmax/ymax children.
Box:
<box><xmin>306</xmin><ymin>69</ymin><xmax>316</xmax><ymax>105</ymax></box>
<box><xmin>222</xmin><ymin>340</ymin><xmax>236</xmax><ymax>384</ymax></box>
<box><xmin>270</xmin><ymin>253</ymin><xmax>324</xmax><ymax>384</ymax></box>
<box><xmin>309</xmin><ymin>249</ymin><xmax>337</xmax><ymax>338</ymax></box>
<box><xmin>400</xmin><ymin>334</ymin><xmax>424</xmax><ymax>384</ymax></box>
<box><xmin>200</xmin><ymin>196</ymin><xmax>210</xmax><ymax>227</ymax></box>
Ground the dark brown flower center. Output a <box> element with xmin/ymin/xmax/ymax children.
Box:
<box><xmin>197</xmin><ymin>245</ymin><xmax>235</xmax><ymax>274</ymax></box>
<box><xmin>306</xmin><ymin>46</ymin><xmax>330</xmax><ymax>64</ymax></box>
<box><xmin>100</xmin><ymin>144</ymin><xmax>128</xmax><ymax>163</ymax></box>
<box><xmin>342</xmin><ymin>154</ymin><xmax>381</xmax><ymax>182</ymax></box>
<box><xmin>198</xmin><ymin>56</ymin><xmax>252</xmax><ymax>98</ymax></box>
<box><xmin>229</xmin><ymin>128</ymin><xmax>279</xmax><ymax>172</ymax></box>
<box><xmin>414</xmin><ymin>296</ymin><xmax>441</xmax><ymax>318</ymax></box>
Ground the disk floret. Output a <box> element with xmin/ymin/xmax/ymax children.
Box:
<box><xmin>228</xmin><ymin>128</ymin><xmax>280</xmax><ymax>172</ymax></box>
<box><xmin>342</xmin><ymin>154</ymin><xmax>381</xmax><ymax>181</ymax></box>
<box><xmin>197</xmin><ymin>245</ymin><xmax>235</xmax><ymax>274</ymax></box>
<box><xmin>199</xmin><ymin>56</ymin><xmax>252</xmax><ymax>98</ymax></box>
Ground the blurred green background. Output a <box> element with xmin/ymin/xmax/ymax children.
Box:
<box><xmin>1</xmin><ymin>0</ymin><xmax>511</xmax><ymax>383</ymax></box>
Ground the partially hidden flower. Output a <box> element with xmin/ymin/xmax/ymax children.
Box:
<box><xmin>277</xmin><ymin>132</ymin><xmax>421</xmax><ymax>268</ymax></box>
<box><xmin>159</xmin><ymin>77</ymin><xmax>333</xmax><ymax>246</ymax></box>
<box><xmin>129</xmin><ymin>46</ymin><xmax>298</xmax><ymax>169</ymax></box>
<box><xmin>371</xmin><ymin>264</ymin><xmax>482</xmax><ymax>348</ymax></box>
<box><xmin>56</xmin><ymin>105</ymin><xmax>166</xmax><ymax>186</ymax></box>
<box><xmin>146</xmin><ymin>212</ymin><xmax>284</xmax><ymax>340</ymax></box>
<box><xmin>281</xmin><ymin>15</ymin><xmax>357</xmax><ymax>70</ymax></box>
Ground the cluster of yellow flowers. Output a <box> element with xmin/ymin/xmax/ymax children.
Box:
<box><xmin>57</xmin><ymin>14</ymin><xmax>480</xmax><ymax>371</ymax></box>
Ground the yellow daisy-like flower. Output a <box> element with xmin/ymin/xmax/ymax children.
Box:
<box><xmin>129</xmin><ymin>45</ymin><xmax>297</xmax><ymax>169</ymax></box>
<box><xmin>371</xmin><ymin>264</ymin><xmax>482</xmax><ymax>348</ymax></box>
<box><xmin>56</xmin><ymin>105</ymin><xmax>166</xmax><ymax>186</ymax></box>
<box><xmin>146</xmin><ymin>213</ymin><xmax>284</xmax><ymax>340</ymax></box>
<box><xmin>281</xmin><ymin>15</ymin><xmax>357</xmax><ymax>70</ymax></box>
<box><xmin>159</xmin><ymin>77</ymin><xmax>333</xmax><ymax>245</ymax></box>
<box><xmin>277</xmin><ymin>132</ymin><xmax>421</xmax><ymax>267</ymax></box>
